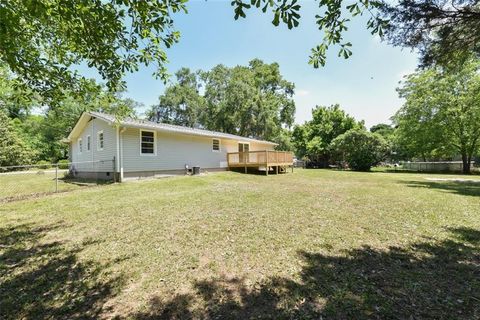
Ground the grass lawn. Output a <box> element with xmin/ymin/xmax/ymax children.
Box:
<box><xmin>1</xmin><ymin>169</ymin><xmax>479</xmax><ymax>319</ymax></box>
<box><xmin>0</xmin><ymin>171</ymin><xmax>101</xmax><ymax>201</ymax></box>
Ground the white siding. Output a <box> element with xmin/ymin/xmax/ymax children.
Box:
<box><xmin>121</xmin><ymin>128</ymin><xmax>274</xmax><ymax>172</ymax></box>
<box><xmin>70</xmin><ymin>118</ymin><xmax>116</xmax><ymax>172</ymax></box>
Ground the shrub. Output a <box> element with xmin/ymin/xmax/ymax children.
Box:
<box><xmin>331</xmin><ymin>129</ymin><xmax>390</xmax><ymax>171</ymax></box>
<box><xmin>36</xmin><ymin>160</ymin><xmax>51</xmax><ymax>170</ymax></box>
<box><xmin>58</xmin><ymin>159</ymin><xmax>69</xmax><ymax>169</ymax></box>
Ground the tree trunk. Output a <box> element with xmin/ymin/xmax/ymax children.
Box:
<box><xmin>461</xmin><ymin>152</ymin><xmax>471</xmax><ymax>174</ymax></box>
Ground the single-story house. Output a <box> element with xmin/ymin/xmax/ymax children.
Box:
<box><xmin>66</xmin><ymin>111</ymin><xmax>279</xmax><ymax>180</ymax></box>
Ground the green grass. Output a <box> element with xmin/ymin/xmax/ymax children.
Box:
<box><xmin>0</xmin><ymin>171</ymin><xmax>100</xmax><ymax>201</ymax></box>
<box><xmin>1</xmin><ymin>169</ymin><xmax>479</xmax><ymax>319</ymax></box>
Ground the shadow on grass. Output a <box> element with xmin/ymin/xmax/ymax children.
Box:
<box><xmin>130</xmin><ymin>227</ymin><xmax>480</xmax><ymax>319</ymax></box>
<box><xmin>0</xmin><ymin>223</ymin><xmax>126</xmax><ymax>319</ymax></box>
<box><xmin>402</xmin><ymin>180</ymin><xmax>480</xmax><ymax>197</ymax></box>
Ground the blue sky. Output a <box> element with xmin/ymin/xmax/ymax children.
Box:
<box><xmin>87</xmin><ymin>0</ymin><xmax>419</xmax><ymax>129</ymax></box>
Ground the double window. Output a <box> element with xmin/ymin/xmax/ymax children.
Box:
<box><xmin>212</xmin><ymin>139</ymin><xmax>220</xmax><ymax>152</ymax></box>
<box><xmin>141</xmin><ymin>130</ymin><xmax>155</xmax><ymax>155</ymax></box>
<box><xmin>97</xmin><ymin>131</ymin><xmax>104</xmax><ymax>151</ymax></box>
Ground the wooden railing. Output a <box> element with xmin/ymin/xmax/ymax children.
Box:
<box><xmin>227</xmin><ymin>150</ymin><xmax>294</xmax><ymax>167</ymax></box>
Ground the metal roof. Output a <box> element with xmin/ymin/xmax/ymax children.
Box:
<box><xmin>87</xmin><ymin>111</ymin><xmax>278</xmax><ymax>145</ymax></box>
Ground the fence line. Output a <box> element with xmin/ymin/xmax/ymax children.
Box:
<box><xmin>0</xmin><ymin>159</ymin><xmax>115</xmax><ymax>202</ymax></box>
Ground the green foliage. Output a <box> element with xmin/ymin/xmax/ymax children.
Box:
<box><xmin>147</xmin><ymin>59</ymin><xmax>296</xmax><ymax>145</ymax></box>
<box><xmin>292</xmin><ymin>104</ymin><xmax>363</xmax><ymax>163</ymax></box>
<box><xmin>58</xmin><ymin>160</ymin><xmax>69</xmax><ymax>170</ymax></box>
<box><xmin>393</xmin><ymin>58</ymin><xmax>480</xmax><ymax>173</ymax></box>
<box><xmin>36</xmin><ymin>160</ymin><xmax>51</xmax><ymax>170</ymax></box>
<box><xmin>370</xmin><ymin>123</ymin><xmax>394</xmax><ymax>138</ymax></box>
<box><xmin>231</xmin><ymin>0</ymin><xmax>388</xmax><ymax>68</ymax></box>
<box><xmin>0</xmin><ymin>110</ymin><xmax>37</xmax><ymax>169</ymax></box>
<box><xmin>0</xmin><ymin>0</ymin><xmax>188</xmax><ymax>103</ymax></box>
<box><xmin>1</xmin><ymin>63</ymin><xmax>139</xmax><ymax>162</ymax></box>
<box><xmin>331</xmin><ymin>129</ymin><xmax>390</xmax><ymax>171</ymax></box>
<box><xmin>273</xmin><ymin>128</ymin><xmax>294</xmax><ymax>152</ymax></box>
<box><xmin>147</xmin><ymin>68</ymin><xmax>205</xmax><ymax>127</ymax></box>
<box><xmin>379</xmin><ymin>0</ymin><xmax>480</xmax><ymax>67</ymax></box>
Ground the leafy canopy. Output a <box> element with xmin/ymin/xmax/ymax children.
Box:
<box><xmin>292</xmin><ymin>104</ymin><xmax>363</xmax><ymax>162</ymax></box>
<box><xmin>379</xmin><ymin>0</ymin><xmax>480</xmax><ymax>67</ymax></box>
<box><xmin>147</xmin><ymin>59</ymin><xmax>295</xmax><ymax>147</ymax></box>
<box><xmin>0</xmin><ymin>109</ymin><xmax>37</xmax><ymax>168</ymax></box>
<box><xmin>330</xmin><ymin>128</ymin><xmax>390</xmax><ymax>171</ymax></box>
<box><xmin>393</xmin><ymin>58</ymin><xmax>480</xmax><ymax>173</ymax></box>
<box><xmin>0</xmin><ymin>0</ymin><xmax>187</xmax><ymax>102</ymax></box>
<box><xmin>0</xmin><ymin>0</ymin><xmax>392</xmax><ymax>104</ymax></box>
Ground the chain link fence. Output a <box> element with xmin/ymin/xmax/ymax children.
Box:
<box><xmin>0</xmin><ymin>159</ymin><xmax>115</xmax><ymax>202</ymax></box>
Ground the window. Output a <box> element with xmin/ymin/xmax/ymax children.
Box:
<box><xmin>140</xmin><ymin>130</ymin><xmax>155</xmax><ymax>155</ymax></box>
<box><xmin>78</xmin><ymin>138</ymin><xmax>83</xmax><ymax>153</ymax></box>
<box><xmin>212</xmin><ymin>139</ymin><xmax>220</xmax><ymax>152</ymax></box>
<box><xmin>86</xmin><ymin>135</ymin><xmax>91</xmax><ymax>151</ymax></box>
<box><xmin>97</xmin><ymin>131</ymin><xmax>104</xmax><ymax>151</ymax></box>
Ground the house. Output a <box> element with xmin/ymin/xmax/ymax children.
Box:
<box><xmin>66</xmin><ymin>111</ymin><xmax>287</xmax><ymax>181</ymax></box>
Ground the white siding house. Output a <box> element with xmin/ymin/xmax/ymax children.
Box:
<box><xmin>67</xmin><ymin>112</ymin><xmax>277</xmax><ymax>180</ymax></box>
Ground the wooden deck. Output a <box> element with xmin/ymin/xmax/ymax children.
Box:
<box><xmin>227</xmin><ymin>150</ymin><xmax>294</xmax><ymax>175</ymax></box>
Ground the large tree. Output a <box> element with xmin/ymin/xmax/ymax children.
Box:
<box><xmin>3</xmin><ymin>0</ymin><xmax>478</xmax><ymax>105</ymax></box>
<box><xmin>0</xmin><ymin>0</ymin><xmax>187</xmax><ymax>103</ymax></box>
<box><xmin>147</xmin><ymin>68</ymin><xmax>205</xmax><ymax>128</ymax></box>
<box><xmin>292</xmin><ymin>104</ymin><xmax>363</xmax><ymax>165</ymax></box>
<box><xmin>379</xmin><ymin>0</ymin><xmax>480</xmax><ymax>67</ymax></box>
<box><xmin>1</xmin><ymin>65</ymin><xmax>140</xmax><ymax>162</ymax></box>
<box><xmin>147</xmin><ymin>59</ymin><xmax>295</xmax><ymax>145</ymax></box>
<box><xmin>394</xmin><ymin>58</ymin><xmax>480</xmax><ymax>173</ymax></box>
<box><xmin>0</xmin><ymin>110</ymin><xmax>37</xmax><ymax>169</ymax></box>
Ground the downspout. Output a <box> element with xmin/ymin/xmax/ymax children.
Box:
<box><xmin>116</xmin><ymin>126</ymin><xmax>121</xmax><ymax>182</ymax></box>
<box><xmin>120</xmin><ymin>127</ymin><xmax>126</xmax><ymax>181</ymax></box>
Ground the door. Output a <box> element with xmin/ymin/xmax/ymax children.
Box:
<box><xmin>238</xmin><ymin>143</ymin><xmax>249</xmax><ymax>163</ymax></box>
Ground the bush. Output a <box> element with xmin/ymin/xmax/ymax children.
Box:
<box><xmin>36</xmin><ymin>160</ymin><xmax>51</xmax><ymax>170</ymax></box>
<box><xmin>331</xmin><ymin>129</ymin><xmax>390</xmax><ymax>171</ymax></box>
<box><xmin>58</xmin><ymin>159</ymin><xmax>69</xmax><ymax>169</ymax></box>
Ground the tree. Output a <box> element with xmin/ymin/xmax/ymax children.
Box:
<box><xmin>370</xmin><ymin>123</ymin><xmax>394</xmax><ymax>138</ymax></box>
<box><xmin>201</xmin><ymin>60</ymin><xmax>295</xmax><ymax>142</ymax></box>
<box><xmin>147</xmin><ymin>59</ymin><xmax>295</xmax><ymax>145</ymax></box>
<box><xmin>147</xmin><ymin>68</ymin><xmax>205</xmax><ymax>127</ymax></box>
<box><xmin>1</xmin><ymin>67</ymin><xmax>140</xmax><ymax>162</ymax></box>
<box><xmin>379</xmin><ymin>0</ymin><xmax>480</xmax><ymax>67</ymax></box>
<box><xmin>0</xmin><ymin>110</ymin><xmax>37</xmax><ymax>169</ymax></box>
<box><xmin>293</xmin><ymin>104</ymin><xmax>363</xmax><ymax>166</ymax></box>
<box><xmin>0</xmin><ymin>0</ymin><xmax>188</xmax><ymax>103</ymax></box>
<box><xmin>331</xmin><ymin>129</ymin><xmax>390</xmax><ymax>171</ymax></box>
<box><xmin>36</xmin><ymin>93</ymin><xmax>140</xmax><ymax>162</ymax></box>
<box><xmin>4</xmin><ymin>0</ymin><xmax>480</xmax><ymax>105</ymax></box>
<box><xmin>393</xmin><ymin>58</ymin><xmax>480</xmax><ymax>173</ymax></box>
<box><xmin>0</xmin><ymin>65</ymin><xmax>41</xmax><ymax>119</ymax></box>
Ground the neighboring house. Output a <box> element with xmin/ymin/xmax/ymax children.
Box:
<box><xmin>66</xmin><ymin>111</ymin><xmax>277</xmax><ymax>180</ymax></box>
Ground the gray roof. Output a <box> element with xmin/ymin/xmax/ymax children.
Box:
<box><xmin>88</xmin><ymin>111</ymin><xmax>277</xmax><ymax>145</ymax></box>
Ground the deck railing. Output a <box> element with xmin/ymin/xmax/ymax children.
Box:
<box><xmin>227</xmin><ymin>150</ymin><xmax>294</xmax><ymax>167</ymax></box>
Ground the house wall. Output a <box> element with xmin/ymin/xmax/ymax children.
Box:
<box><xmin>70</xmin><ymin>118</ymin><xmax>116</xmax><ymax>174</ymax></box>
<box><xmin>120</xmin><ymin>127</ymin><xmax>274</xmax><ymax>174</ymax></box>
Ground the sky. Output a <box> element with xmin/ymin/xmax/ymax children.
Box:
<box><xmin>83</xmin><ymin>0</ymin><xmax>419</xmax><ymax>129</ymax></box>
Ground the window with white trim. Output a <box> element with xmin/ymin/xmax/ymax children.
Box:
<box><xmin>78</xmin><ymin>138</ymin><xmax>83</xmax><ymax>153</ymax></box>
<box><xmin>97</xmin><ymin>130</ymin><xmax>104</xmax><ymax>150</ymax></box>
<box><xmin>140</xmin><ymin>130</ymin><xmax>155</xmax><ymax>154</ymax></box>
<box><xmin>212</xmin><ymin>139</ymin><xmax>220</xmax><ymax>152</ymax></box>
<box><xmin>86</xmin><ymin>135</ymin><xmax>91</xmax><ymax>151</ymax></box>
